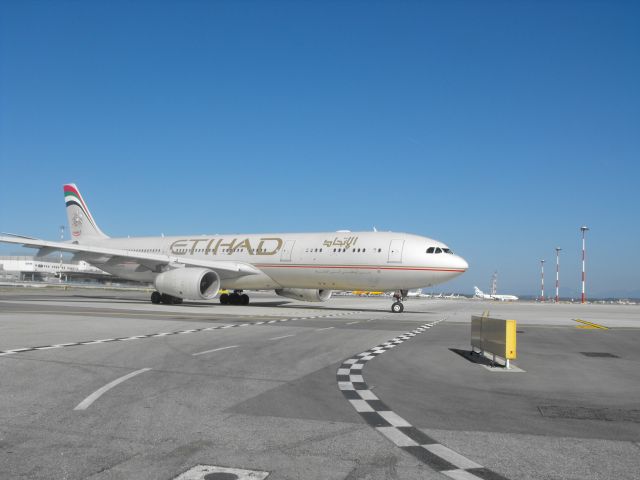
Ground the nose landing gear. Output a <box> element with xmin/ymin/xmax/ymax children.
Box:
<box><xmin>391</xmin><ymin>289</ymin><xmax>408</xmax><ymax>313</ymax></box>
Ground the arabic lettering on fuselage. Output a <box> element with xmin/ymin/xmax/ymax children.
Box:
<box><xmin>169</xmin><ymin>237</ymin><xmax>283</xmax><ymax>256</ymax></box>
<box><xmin>322</xmin><ymin>236</ymin><xmax>358</xmax><ymax>249</ymax></box>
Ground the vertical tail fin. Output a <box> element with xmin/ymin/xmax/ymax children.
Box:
<box><xmin>474</xmin><ymin>286</ymin><xmax>483</xmax><ymax>297</ymax></box>
<box><xmin>63</xmin><ymin>184</ymin><xmax>108</xmax><ymax>241</ymax></box>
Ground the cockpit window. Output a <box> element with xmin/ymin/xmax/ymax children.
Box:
<box><xmin>442</xmin><ymin>248</ymin><xmax>453</xmax><ymax>254</ymax></box>
<box><xmin>434</xmin><ymin>247</ymin><xmax>442</xmax><ymax>254</ymax></box>
<box><xmin>426</xmin><ymin>247</ymin><xmax>435</xmax><ymax>254</ymax></box>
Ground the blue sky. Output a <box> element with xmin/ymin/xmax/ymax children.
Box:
<box><xmin>1</xmin><ymin>1</ymin><xmax>639</xmax><ymax>297</ymax></box>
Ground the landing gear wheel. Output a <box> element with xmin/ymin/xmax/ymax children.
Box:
<box><xmin>160</xmin><ymin>293</ymin><xmax>172</xmax><ymax>304</ymax></box>
<box><xmin>151</xmin><ymin>291</ymin><xmax>161</xmax><ymax>304</ymax></box>
<box><xmin>229</xmin><ymin>293</ymin><xmax>240</xmax><ymax>305</ymax></box>
<box><xmin>240</xmin><ymin>293</ymin><xmax>250</xmax><ymax>306</ymax></box>
<box><xmin>391</xmin><ymin>301</ymin><xmax>404</xmax><ymax>313</ymax></box>
<box><xmin>219</xmin><ymin>293</ymin><xmax>230</xmax><ymax>305</ymax></box>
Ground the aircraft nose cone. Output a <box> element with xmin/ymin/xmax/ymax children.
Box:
<box><xmin>455</xmin><ymin>255</ymin><xmax>469</xmax><ymax>271</ymax></box>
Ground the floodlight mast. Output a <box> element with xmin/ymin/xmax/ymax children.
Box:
<box><xmin>580</xmin><ymin>226</ymin><xmax>589</xmax><ymax>304</ymax></box>
<box><xmin>555</xmin><ymin>247</ymin><xmax>562</xmax><ymax>303</ymax></box>
<box><xmin>540</xmin><ymin>259</ymin><xmax>545</xmax><ymax>302</ymax></box>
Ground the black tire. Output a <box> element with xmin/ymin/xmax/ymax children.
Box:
<box><xmin>219</xmin><ymin>293</ymin><xmax>229</xmax><ymax>305</ymax></box>
<box><xmin>151</xmin><ymin>291</ymin><xmax>161</xmax><ymax>304</ymax></box>
<box><xmin>160</xmin><ymin>293</ymin><xmax>172</xmax><ymax>304</ymax></box>
<box><xmin>391</xmin><ymin>301</ymin><xmax>404</xmax><ymax>313</ymax></box>
<box><xmin>173</xmin><ymin>297</ymin><xmax>183</xmax><ymax>305</ymax></box>
<box><xmin>240</xmin><ymin>294</ymin><xmax>249</xmax><ymax>306</ymax></box>
<box><xmin>229</xmin><ymin>293</ymin><xmax>240</xmax><ymax>305</ymax></box>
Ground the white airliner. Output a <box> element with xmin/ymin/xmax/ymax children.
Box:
<box><xmin>473</xmin><ymin>286</ymin><xmax>518</xmax><ymax>301</ymax></box>
<box><xmin>0</xmin><ymin>184</ymin><xmax>468</xmax><ymax>313</ymax></box>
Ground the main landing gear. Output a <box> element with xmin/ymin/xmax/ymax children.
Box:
<box><xmin>391</xmin><ymin>289</ymin><xmax>408</xmax><ymax>313</ymax></box>
<box><xmin>219</xmin><ymin>290</ymin><xmax>250</xmax><ymax>306</ymax></box>
<box><xmin>151</xmin><ymin>291</ymin><xmax>183</xmax><ymax>305</ymax></box>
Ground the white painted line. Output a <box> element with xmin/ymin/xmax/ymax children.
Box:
<box><xmin>338</xmin><ymin>382</ymin><xmax>355</xmax><ymax>391</ymax></box>
<box><xmin>192</xmin><ymin>345</ymin><xmax>239</xmax><ymax>356</ymax></box>
<box><xmin>357</xmin><ymin>390</ymin><xmax>378</xmax><ymax>400</ymax></box>
<box><xmin>337</xmin><ymin>368</ymin><xmax>351</xmax><ymax>376</ymax></box>
<box><xmin>346</xmin><ymin>321</ymin><xmax>359</xmax><ymax>325</ymax></box>
<box><xmin>349</xmin><ymin>399</ymin><xmax>374</xmax><ymax>412</ymax></box>
<box><xmin>74</xmin><ymin>368</ymin><xmax>151</xmax><ymax>411</ymax></box>
<box><xmin>423</xmin><ymin>444</ymin><xmax>483</xmax><ymax>469</ymax></box>
<box><xmin>378</xmin><ymin>410</ymin><xmax>412</xmax><ymax>427</ymax></box>
<box><xmin>268</xmin><ymin>334</ymin><xmax>296</xmax><ymax>341</ymax></box>
<box><xmin>376</xmin><ymin>427</ymin><xmax>419</xmax><ymax>447</ymax></box>
<box><xmin>349</xmin><ymin>374</ymin><xmax>364</xmax><ymax>382</ymax></box>
<box><xmin>315</xmin><ymin>327</ymin><xmax>334</xmax><ymax>331</ymax></box>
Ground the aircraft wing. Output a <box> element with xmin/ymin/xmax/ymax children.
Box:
<box><xmin>0</xmin><ymin>234</ymin><xmax>261</xmax><ymax>279</ymax></box>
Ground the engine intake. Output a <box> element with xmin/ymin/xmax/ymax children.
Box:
<box><xmin>275</xmin><ymin>288</ymin><xmax>332</xmax><ymax>302</ymax></box>
<box><xmin>154</xmin><ymin>268</ymin><xmax>220</xmax><ymax>300</ymax></box>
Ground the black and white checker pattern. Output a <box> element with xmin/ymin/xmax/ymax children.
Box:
<box><xmin>0</xmin><ymin>311</ymin><xmax>358</xmax><ymax>357</ymax></box>
<box><xmin>337</xmin><ymin>321</ymin><xmax>509</xmax><ymax>480</ymax></box>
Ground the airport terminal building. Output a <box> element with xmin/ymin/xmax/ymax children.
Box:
<box><xmin>0</xmin><ymin>255</ymin><xmax>110</xmax><ymax>282</ymax></box>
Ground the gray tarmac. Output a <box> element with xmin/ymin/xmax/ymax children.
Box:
<box><xmin>0</xmin><ymin>287</ymin><xmax>639</xmax><ymax>479</ymax></box>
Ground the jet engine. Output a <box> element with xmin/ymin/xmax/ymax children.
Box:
<box><xmin>154</xmin><ymin>268</ymin><xmax>220</xmax><ymax>300</ymax></box>
<box><xmin>275</xmin><ymin>288</ymin><xmax>332</xmax><ymax>302</ymax></box>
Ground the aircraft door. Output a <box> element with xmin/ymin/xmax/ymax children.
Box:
<box><xmin>387</xmin><ymin>239</ymin><xmax>404</xmax><ymax>263</ymax></box>
<box><xmin>280</xmin><ymin>240</ymin><xmax>296</xmax><ymax>262</ymax></box>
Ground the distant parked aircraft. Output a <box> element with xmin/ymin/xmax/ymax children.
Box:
<box><xmin>474</xmin><ymin>286</ymin><xmax>518</xmax><ymax>301</ymax></box>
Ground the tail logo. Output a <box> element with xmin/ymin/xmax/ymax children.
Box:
<box><xmin>71</xmin><ymin>213</ymin><xmax>84</xmax><ymax>237</ymax></box>
<box><xmin>64</xmin><ymin>184</ymin><xmax>96</xmax><ymax>237</ymax></box>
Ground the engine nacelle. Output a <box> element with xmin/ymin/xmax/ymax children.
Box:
<box><xmin>154</xmin><ymin>268</ymin><xmax>220</xmax><ymax>300</ymax></box>
<box><xmin>275</xmin><ymin>288</ymin><xmax>332</xmax><ymax>302</ymax></box>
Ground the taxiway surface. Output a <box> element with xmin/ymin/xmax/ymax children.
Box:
<box><xmin>0</xmin><ymin>288</ymin><xmax>638</xmax><ymax>480</ymax></box>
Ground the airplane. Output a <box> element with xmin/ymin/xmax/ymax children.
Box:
<box><xmin>0</xmin><ymin>184</ymin><xmax>469</xmax><ymax>313</ymax></box>
<box><xmin>406</xmin><ymin>288</ymin><xmax>425</xmax><ymax>298</ymax></box>
<box><xmin>473</xmin><ymin>286</ymin><xmax>518</xmax><ymax>301</ymax></box>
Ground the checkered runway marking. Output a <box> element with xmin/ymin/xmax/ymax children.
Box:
<box><xmin>337</xmin><ymin>320</ymin><xmax>510</xmax><ymax>480</ymax></box>
<box><xmin>0</xmin><ymin>311</ymin><xmax>359</xmax><ymax>357</ymax></box>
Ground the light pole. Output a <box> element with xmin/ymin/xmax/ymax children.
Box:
<box><xmin>540</xmin><ymin>259</ymin><xmax>545</xmax><ymax>302</ymax></box>
<box><xmin>59</xmin><ymin>225</ymin><xmax>65</xmax><ymax>283</ymax></box>
<box><xmin>555</xmin><ymin>247</ymin><xmax>562</xmax><ymax>303</ymax></box>
<box><xmin>580</xmin><ymin>226</ymin><xmax>589</xmax><ymax>304</ymax></box>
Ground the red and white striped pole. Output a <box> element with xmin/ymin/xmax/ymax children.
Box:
<box><xmin>580</xmin><ymin>226</ymin><xmax>589</xmax><ymax>304</ymax></box>
<box><xmin>555</xmin><ymin>247</ymin><xmax>562</xmax><ymax>303</ymax></box>
<box><xmin>540</xmin><ymin>259</ymin><xmax>545</xmax><ymax>302</ymax></box>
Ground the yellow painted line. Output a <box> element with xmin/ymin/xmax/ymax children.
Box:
<box><xmin>574</xmin><ymin>319</ymin><xmax>608</xmax><ymax>330</ymax></box>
